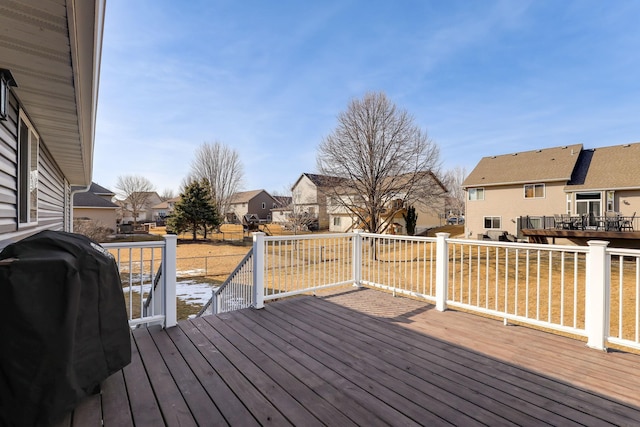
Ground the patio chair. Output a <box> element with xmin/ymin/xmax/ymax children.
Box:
<box><xmin>554</xmin><ymin>214</ymin><xmax>563</xmax><ymax>229</ymax></box>
<box><xmin>621</xmin><ymin>212</ymin><xmax>636</xmax><ymax>232</ymax></box>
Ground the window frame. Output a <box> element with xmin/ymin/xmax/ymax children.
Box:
<box><xmin>18</xmin><ymin>111</ymin><xmax>39</xmax><ymax>227</ymax></box>
<box><xmin>524</xmin><ymin>183</ymin><xmax>545</xmax><ymax>199</ymax></box>
<box><xmin>468</xmin><ymin>188</ymin><xmax>484</xmax><ymax>201</ymax></box>
<box><xmin>483</xmin><ymin>216</ymin><xmax>501</xmax><ymax>229</ymax></box>
<box><xmin>333</xmin><ymin>216</ymin><xmax>341</xmax><ymax>227</ymax></box>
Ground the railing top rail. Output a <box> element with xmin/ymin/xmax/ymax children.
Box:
<box><xmin>607</xmin><ymin>247</ymin><xmax>640</xmax><ymax>257</ymax></box>
<box><xmin>102</xmin><ymin>240</ymin><xmax>166</xmax><ymax>249</ymax></box>
<box><xmin>447</xmin><ymin>237</ymin><xmax>590</xmax><ymax>253</ymax></box>
<box><xmin>263</xmin><ymin>233</ymin><xmax>353</xmax><ymax>242</ymax></box>
<box><xmin>360</xmin><ymin>232</ymin><xmax>437</xmax><ymax>243</ymax></box>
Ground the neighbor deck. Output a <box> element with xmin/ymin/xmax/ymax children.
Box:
<box><xmin>57</xmin><ymin>287</ymin><xmax>640</xmax><ymax>426</ymax></box>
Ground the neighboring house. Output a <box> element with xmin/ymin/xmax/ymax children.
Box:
<box><xmin>0</xmin><ymin>2</ymin><xmax>105</xmax><ymax>249</ymax></box>
<box><xmin>270</xmin><ymin>196</ymin><xmax>292</xmax><ymax>224</ymax></box>
<box><xmin>151</xmin><ymin>196</ymin><xmax>181</xmax><ymax>222</ymax></box>
<box><xmin>289</xmin><ymin>172</ymin><xmax>447</xmax><ymax>235</ymax></box>
<box><xmin>462</xmin><ymin>143</ymin><xmax>640</xmax><ymax>242</ymax></box>
<box><xmin>72</xmin><ymin>183</ymin><xmax>119</xmax><ymax>232</ymax></box>
<box><xmin>327</xmin><ymin>171</ymin><xmax>448</xmax><ymax>235</ymax></box>
<box><xmin>118</xmin><ymin>192</ymin><xmax>163</xmax><ymax>224</ymax></box>
<box><xmin>290</xmin><ymin>173</ymin><xmax>337</xmax><ymax>230</ymax></box>
<box><xmin>226</xmin><ymin>190</ymin><xmax>278</xmax><ymax>223</ymax></box>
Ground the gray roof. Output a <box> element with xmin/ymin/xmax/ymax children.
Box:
<box><xmin>74</xmin><ymin>192</ymin><xmax>118</xmax><ymax>208</ymax></box>
<box><xmin>73</xmin><ymin>182</ymin><xmax>118</xmax><ymax>208</ymax></box>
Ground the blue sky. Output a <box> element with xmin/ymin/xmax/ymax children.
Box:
<box><xmin>94</xmin><ymin>0</ymin><xmax>640</xmax><ymax>195</ymax></box>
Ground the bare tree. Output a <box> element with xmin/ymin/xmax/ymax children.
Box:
<box><xmin>189</xmin><ymin>141</ymin><xmax>244</xmax><ymax>222</ymax></box>
<box><xmin>317</xmin><ymin>91</ymin><xmax>442</xmax><ymax>234</ymax></box>
<box><xmin>115</xmin><ymin>175</ymin><xmax>155</xmax><ymax>226</ymax></box>
<box><xmin>159</xmin><ymin>188</ymin><xmax>176</xmax><ymax>202</ymax></box>
<box><xmin>442</xmin><ymin>166</ymin><xmax>467</xmax><ymax>218</ymax></box>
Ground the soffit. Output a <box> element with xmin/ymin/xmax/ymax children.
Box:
<box><xmin>0</xmin><ymin>0</ymin><xmax>105</xmax><ymax>186</ymax></box>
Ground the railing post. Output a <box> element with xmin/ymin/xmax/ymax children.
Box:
<box><xmin>163</xmin><ymin>234</ymin><xmax>177</xmax><ymax>328</ymax></box>
<box><xmin>253</xmin><ymin>232</ymin><xmax>265</xmax><ymax>309</ymax></box>
<box><xmin>352</xmin><ymin>230</ymin><xmax>363</xmax><ymax>288</ymax></box>
<box><xmin>435</xmin><ymin>232</ymin><xmax>450</xmax><ymax>311</ymax></box>
<box><xmin>585</xmin><ymin>240</ymin><xmax>610</xmax><ymax>351</ymax></box>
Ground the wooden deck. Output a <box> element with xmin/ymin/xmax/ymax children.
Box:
<box><xmin>57</xmin><ymin>287</ymin><xmax>640</xmax><ymax>426</ymax></box>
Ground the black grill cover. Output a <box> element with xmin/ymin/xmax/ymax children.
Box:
<box><xmin>0</xmin><ymin>231</ymin><xmax>131</xmax><ymax>426</ymax></box>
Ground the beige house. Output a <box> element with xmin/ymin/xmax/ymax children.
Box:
<box><xmin>118</xmin><ymin>192</ymin><xmax>163</xmax><ymax>224</ymax></box>
<box><xmin>73</xmin><ymin>183</ymin><xmax>119</xmax><ymax>232</ymax></box>
<box><xmin>463</xmin><ymin>143</ymin><xmax>640</xmax><ymax>243</ymax></box>
<box><xmin>0</xmin><ymin>1</ymin><xmax>105</xmax><ymax>249</ymax></box>
<box><xmin>288</xmin><ymin>172</ymin><xmax>447</xmax><ymax>235</ymax></box>
<box><xmin>151</xmin><ymin>196</ymin><xmax>181</xmax><ymax>222</ymax></box>
<box><xmin>289</xmin><ymin>173</ymin><xmax>334</xmax><ymax>230</ymax></box>
<box><xmin>327</xmin><ymin>171</ymin><xmax>447</xmax><ymax>235</ymax></box>
<box><xmin>226</xmin><ymin>190</ymin><xmax>278</xmax><ymax>223</ymax></box>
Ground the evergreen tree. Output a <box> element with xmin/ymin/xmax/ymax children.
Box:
<box><xmin>168</xmin><ymin>180</ymin><xmax>220</xmax><ymax>240</ymax></box>
<box><xmin>403</xmin><ymin>205</ymin><xmax>418</xmax><ymax>236</ymax></box>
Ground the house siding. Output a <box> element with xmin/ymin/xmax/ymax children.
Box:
<box><xmin>0</xmin><ymin>92</ymin><xmax>70</xmax><ymax>249</ymax></box>
<box><xmin>465</xmin><ymin>182</ymin><xmax>567</xmax><ymax>238</ymax></box>
<box><xmin>37</xmin><ymin>143</ymin><xmax>66</xmax><ymax>231</ymax></box>
<box><xmin>615</xmin><ymin>190</ymin><xmax>640</xmax><ymax>217</ymax></box>
<box><xmin>292</xmin><ymin>175</ymin><xmax>329</xmax><ymax>229</ymax></box>
<box><xmin>0</xmin><ymin>92</ymin><xmax>19</xmax><ymax>236</ymax></box>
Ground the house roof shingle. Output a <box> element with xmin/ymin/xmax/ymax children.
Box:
<box><xmin>229</xmin><ymin>189</ymin><xmax>275</xmax><ymax>204</ymax></box>
<box><xmin>73</xmin><ymin>182</ymin><xmax>118</xmax><ymax>208</ymax></box>
<box><xmin>74</xmin><ymin>192</ymin><xmax>119</xmax><ymax>208</ymax></box>
<box><xmin>566</xmin><ymin>142</ymin><xmax>640</xmax><ymax>191</ymax></box>
<box><xmin>462</xmin><ymin>144</ymin><xmax>583</xmax><ymax>188</ymax></box>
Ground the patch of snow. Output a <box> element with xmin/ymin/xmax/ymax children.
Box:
<box><xmin>123</xmin><ymin>280</ymin><xmax>218</xmax><ymax>306</ymax></box>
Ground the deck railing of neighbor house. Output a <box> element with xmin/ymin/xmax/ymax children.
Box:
<box><xmin>520</xmin><ymin>214</ymin><xmax>639</xmax><ymax>232</ymax></box>
<box><xmin>201</xmin><ymin>231</ymin><xmax>640</xmax><ymax>352</ymax></box>
<box><xmin>102</xmin><ymin>235</ymin><xmax>177</xmax><ymax>328</ymax></box>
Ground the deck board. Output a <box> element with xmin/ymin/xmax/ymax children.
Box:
<box><xmin>286</xmin><ymin>297</ymin><xmax>587</xmax><ymax>426</ymax></box>
<box><xmin>147</xmin><ymin>326</ymin><xmax>227</xmax><ymax>426</ymax></box>
<box><xmin>61</xmin><ymin>287</ymin><xmax>640</xmax><ymax>426</ymax></box>
<box><xmin>100</xmin><ymin>370</ymin><xmax>134</xmax><ymax>427</ymax></box>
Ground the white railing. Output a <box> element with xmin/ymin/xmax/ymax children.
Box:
<box><xmin>258</xmin><ymin>232</ymin><xmax>355</xmax><ymax>303</ymax></box>
<box><xmin>359</xmin><ymin>233</ymin><xmax>437</xmax><ymax>301</ymax></box>
<box><xmin>103</xmin><ymin>235</ymin><xmax>177</xmax><ymax>328</ymax></box>
<box><xmin>210</xmin><ymin>231</ymin><xmax>640</xmax><ymax>352</ymax></box>
<box><xmin>606</xmin><ymin>247</ymin><xmax>640</xmax><ymax>351</ymax></box>
<box><xmin>199</xmin><ymin>248</ymin><xmax>254</xmax><ymax>316</ymax></box>
<box><xmin>446</xmin><ymin>239</ymin><xmax>589</xmax><ymax>338</ymax></box>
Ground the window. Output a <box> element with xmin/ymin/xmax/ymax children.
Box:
<box><xmin>468</xmin><ymin>188</ymin><xmax>484</xmax><ymax>201</ymax></box>
<box><xmin>484</xmin><ymin>216</ymin><xmax>501</xmax><ymax>229</ymax></box>
<box><xmin>18</xmin><ymin>112</ymin><xmax>39</xmax><ymax>225</ymax></box>
<box><xmin>333</xmin><ymin>217</ymin><xmax>341</xmax><ymax>226</ymax></box>
<box><xmin>606</xmin><ymin>191</ymin><xmax>615</xmax><ymax>212</ymax></box>
<box><xmin>0</xmin><ymin>73</ymin><xmax>7</xmax><ymax>120</ymax></box>
<box><xmin>524</xmin><ymin>184</ymin><xmax>545</xmax><ymax>199</ymax></box>
<box><xmin>261</xmin><ymin>202</ymin><xmax>266</xmax><ymax>209</ymax></box>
